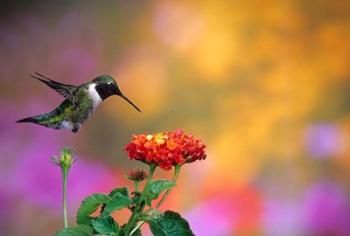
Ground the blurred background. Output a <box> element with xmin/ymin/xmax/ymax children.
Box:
<box><xmin>1</xmin><ymin>0</ymin><xmax>350</xmax><ymax>235</ymax></box>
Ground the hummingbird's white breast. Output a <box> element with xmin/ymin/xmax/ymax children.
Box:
<box><xmin>87</xmin><ymin>83</ymin><xmax>102</xmax><ymax>109</ymax></box>
<box><xmin>61</xmin><ymin>120</ymin><xmax>75</xmax><ymax>130</ymax></box>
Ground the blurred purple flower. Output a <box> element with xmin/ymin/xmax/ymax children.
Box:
<box><xmin>305</xmin><ymin>124</ymin><xmax>340</xmax><ymax>158</ymax></box>
<box><xmin>0</xmin><ymin>101</ymin><xmax>117</xmax><ymax>215</ymax></box>
<box><xmin>12</xmin><ymin>148</ymin><xmax>118</xmax><ymax>213</ymax></box>
<box><xmin>0</xmin><ymin>11</ymin><xmax>102</xmax><ymax>84</ymax></box>
<box><xmin>0</xmin><ymin>189</ymin><xmax>14</xmax><ymax>232</ymax></box>
<box><xmin>185</xmin><ymin>198</ymin><xmax>235</xmax><ymax>236</ymax></box>
<box><xmin>303</xmin><ymin>182</ymin><xmax>350</xmax><ymax>235</ymax></box>
<box><xmin>0</xmin><ymin>101</ymin><xmax>38</xmax><ymax>188</ymax></box>
<box><xmin>262</xmin><ymin>197</ymin><xmax>304</xmax><ymax>236</ymax></box>
<box><xmin>53</xmin><ymin>47</ymin><xmax>99</xmax><ymax>81</ymax></box>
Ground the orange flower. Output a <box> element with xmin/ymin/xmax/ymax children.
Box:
<box><xmin>125</xmin><ymin>129</ymin><xmax>206</xmax><ymax>170</ymax></box>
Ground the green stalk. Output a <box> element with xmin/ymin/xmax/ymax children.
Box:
<box><xmin>156</xmin><ymin>164</ymin><xmax>181</xmax><ymax>208</ymax></box>
<box><xmin>130</xmin><ymin>165</ymin><xmax>181</xmax><ymax>236</ymax></box>
<box><xmin>134</xmin><ymin>181</ymin><xmax>140</xmax><ymax>192</ymax></box>
<box><xmin>52</xmin><ymin>148</ymin><xmax>74</xmax><ymax>229</ymax></box>
<box><xmin>62</xmin><ymin>167</ymin><xmax>69</xmax><ymax>228</ymax></box>
<box><xmin>129</xmin><ymin>221</ymin><xmax>143</xmax><ymax>236</ymax></box>
<box><xmin>125</xmin><ymin>164</ymin><xmax>156</xmax><ymax>235</ymax></box>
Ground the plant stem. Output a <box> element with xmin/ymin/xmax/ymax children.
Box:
<box><xmin>138</xmin><ymin>164</ymin><xmax>156</xmax><ymax>208</ymax></box>
<box><xmin>125</xmin><ymin>164</ymin><xmax>156</xmax><ymax>235</ymax></box>
<box><xmin>62</xmin><ymin>167</ymin><xmax>69</xmax><ymax>228</ymax></box>
<box><xmin>134</xmin><ymin>181</ymin><xmax>140</xmax><ymax>192</ymax></box>
<box><xmin>156</xmin><ymin>164</ymin><xmax>181</xmax><ymax>208</ymax></box>
<box><xmin>129</xmin><ymin>221</ymin><xmax>143</xmax><ymax>236</ymax></box>
<box><xmin>130</xmin><ymin>165</ymin><xmax>181</xmax><ymax>235</ymax></box>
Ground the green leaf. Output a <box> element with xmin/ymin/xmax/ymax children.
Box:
<box><xmin>54</xmin><ymin>225</ymin><xmax>93</xmax><ymax>236</ymax></box>
<box><xmin>146</xmin><ymin>211</ymin><xmax>194</xmax><ymax>236</ymax></box>
<box><xmin>76</xmin><ymin>193</ymin><xmax>110</xmax><ymax>225</ymax></box>
<box><xmin>91</xmin><ymin>216</ymin><xmax>119</xmax><ymax>235</ymax></box>
<box><xmin>101</xmin><ymin>192</ymin><xmax>132</xmax><ymax>217</ymax></box>
<box><xmin>147</xmin><ymin>180</ymin><xmax>176</xmax><ymax>205</ymax></box>
<box><xmin>109</xmin><ymin>187</ymin><xmax>129</xmax><ymax>197</ymax></box>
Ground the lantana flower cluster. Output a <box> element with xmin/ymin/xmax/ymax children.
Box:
<box><xmin>125</xmin><ymin>129</ymin><xmax>206</xmax><ymax>170</ymax></box>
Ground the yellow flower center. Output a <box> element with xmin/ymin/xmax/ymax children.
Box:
<box><xmin>155</xmin><ymin>133</ymin><xmax>166</xmax><ymax>144</ymax></box>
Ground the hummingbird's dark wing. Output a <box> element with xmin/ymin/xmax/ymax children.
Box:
<box><xmin>31</xmin><ymin>72</ymin><xmax>77</xmax><ymax>101</ymax></box>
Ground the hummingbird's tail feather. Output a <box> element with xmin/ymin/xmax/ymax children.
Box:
<box><xmin>16</xmin><ymin>113</ymin><xmax>52</xmax><ymax>125</ymax></box>
<box><xmin>16</xmin><ymin>108</ymin><xmax>63</xmax><ymax>130</ymax></box>
<box><xmin>16</xmin><ymin>116</ymin><xmax>39</xmax><ymax>124</ymax></box>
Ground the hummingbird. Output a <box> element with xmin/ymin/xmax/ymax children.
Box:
<box><xmin>16</xmin><ymin>72</ymin><xmax>141</xmax><ymax>133</ymax></box>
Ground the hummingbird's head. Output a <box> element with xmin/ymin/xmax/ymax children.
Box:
<box><xmin>93</xmin><ymin>75</ymin><xmax>120</xmax><ymax>98</ymax></box>
<box><xmin>93</xmin><ymin>75</ymin><xmax>141</xmax><ymax>112</ymax></box>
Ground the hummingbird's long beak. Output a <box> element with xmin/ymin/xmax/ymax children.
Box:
<box><xmin>120</xmin><ymin>94</ymin><xmax>141</xmax><ymax>112</ymax></box>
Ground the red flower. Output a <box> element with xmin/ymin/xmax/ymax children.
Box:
<box><xmin>125</xmin><ymin>129</ymin><xmax>206</xmax><ymax>170</ymax></box>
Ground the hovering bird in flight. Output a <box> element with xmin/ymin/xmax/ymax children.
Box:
<box><xmin>16</xmin><ymin>72</ymin><xmax>141</xmax><ymax>133</ymax></box>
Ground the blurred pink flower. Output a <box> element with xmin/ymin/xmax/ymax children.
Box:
<box><xmin>185</xmin><ymin>186</ymin><xmax>262</xmax><ymax>235</ymax></box>
<box><xmin>185</xmin><ymin>198</ymin><xmax>235</xmax><ymax>236</ymax></box>
<box><xmin>153</xmin><ymin>1</ymin><xmax>204</xmax><ymax>51</ymax></box>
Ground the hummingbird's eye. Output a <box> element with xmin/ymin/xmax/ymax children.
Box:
<box><xmin>108</xmin><ymin>83</ymin><xmax>118</xmax><ymax>94</ymax></box>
